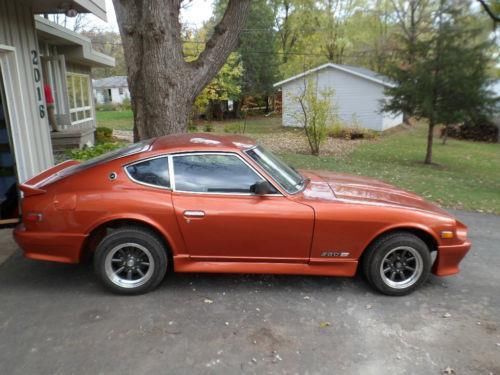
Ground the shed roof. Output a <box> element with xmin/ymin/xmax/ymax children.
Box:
<box><xmin>273</xmin><ymin>63</ymin><xmax>395</xmax><ymax>88</ymax></box>
<box><xmin>93</xmin><ymin>76</ymin><xmax>129</xmax><ymax>89</ymax></box>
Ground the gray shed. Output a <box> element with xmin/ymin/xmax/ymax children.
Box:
<box><xmin>274</xmin><ymin>63</ymin><xmax>402</xmax><ymax>131</ymax></box>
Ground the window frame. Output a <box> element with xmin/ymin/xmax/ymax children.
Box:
<box><xmin>66</xmin><ymin>72</ymin><xmax>92</xmax><ymax>125</ymax></box>
<box><xmin>244</xmin><ymin>145</ymin><xmax>305</xmax><ymax>195</ymax></box>
<box><xmin>124</xmin><ymin>155</ymin><xmax>171</xmax><ymax>190</ymax></box>
<box><xmin>170</xmin><ymin>152</ymin><xmax>282</xmax><ymax>196</ymax></box>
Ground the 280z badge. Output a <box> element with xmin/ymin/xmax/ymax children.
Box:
<box><xmin>320</xmin><ymin>251</ymin><xmax>350</xmax><ymax>257</ymax></box>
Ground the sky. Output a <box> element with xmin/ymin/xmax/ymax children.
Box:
<box><xmin>83</xmin><ymin>0</ymin><xmax>214</xmax><ymax>32</ymax></box>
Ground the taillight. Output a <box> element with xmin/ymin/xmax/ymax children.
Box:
<box><xmin>24</xmin><ymin>212</ymin><xmax>43</xmax><ymax>223</ymax></box>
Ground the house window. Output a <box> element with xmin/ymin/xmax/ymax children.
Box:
<box><xmin>118</xmin><ymin>87</ymin><xmax>124</xmax><ymax>95</ymax></box>
<box><xmin>66</xmin><ymin>73</ymin><xmax>92</xmax><ymax>124</ymax></box>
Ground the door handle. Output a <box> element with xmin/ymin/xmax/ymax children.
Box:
<box><xmin>183</xmin><ymin>210</ymin><xmax>205</xmax><ymax>218</ymax></box>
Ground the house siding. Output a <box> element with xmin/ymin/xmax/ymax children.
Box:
<box><xmin>281</xmin><ymin>67</ymin><xmax>400</xmax><ymax>132</ymax></box>
<box><xmin>0</xmin><ymin>0</ymin><xmax>54</xmax><ymax>182</ymax></box>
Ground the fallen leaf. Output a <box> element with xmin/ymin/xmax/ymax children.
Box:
<box><xmin>442</xmin><ymin>367</ymin><xmax>456</xmax><ymax>375</ymax></box>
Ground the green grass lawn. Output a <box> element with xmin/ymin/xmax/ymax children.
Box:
<box><xmin>96</xmin><ymin>110</ymin><xmax>134</xmax><ymax>130</ymax></box>
<box><xmin>281</xmin><ymin>124</ymin><xmax>500</xmax><ymax>214</ymax></box>
<box><xmin>96</xmin><ymin>110</ymin><xmax>499</xmax><ymax>214</ymax></box>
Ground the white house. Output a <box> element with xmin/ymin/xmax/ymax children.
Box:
<box><xmin>274</xmin><ymin>63</ymin><xmax>402</xmax><ymax>132</ymax></box>
<box><xmin>0</xmin><ymin>0</ymin><xmax>113</xmax><ymax>226</ymax></box>
<box><xmin>93</xmin><ymin>76</ymin><xmax>130</xmax><ymax>104</ymax></box>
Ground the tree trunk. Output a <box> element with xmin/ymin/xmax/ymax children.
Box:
<box><xmin>441</xmin><ymin>125</ymin><xmax>448</xmax><ymax>145</ymax></box>
<box><xmin>113</xmin><ymin>0</ymin><xmax>251</xmax><ymax>141</ymax></box>
<box><xmin>403</xmin><ymin>112</ymin><xmax>411</xmax><ymax>125</ymax></box>
<box><xmin>425</xmin><ymin>119</ymin><xmax>435</xmax><ymax>164</ymax></box>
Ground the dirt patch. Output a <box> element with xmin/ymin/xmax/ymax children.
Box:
<box><xmin>110</xmin><ymin>129</ymin><xmax>365</xmax><ymax>159</ymax></box>
<box><xmin>252</xmin><ymin>132</ymin><xmax>365</xmax><ymax>158</ymax></box>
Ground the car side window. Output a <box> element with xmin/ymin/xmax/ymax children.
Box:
<box><xmin>173</xmin><ymin>154</ymin><xmax>266</xmax><ymax>194</ymax></box>
<box><xmin>126</xmin><ymin>157</ymin><xmax>170</xmax><ymax>188</ymax></box>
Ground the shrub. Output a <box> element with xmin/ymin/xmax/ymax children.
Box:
<box><xmin>445</xmin><ymin>117</ymin><xmax>499</xmax><ymax>142</ymax></box>
<box><xmin>203</xmin><ymin>123</ymin><xmax>214</xmax><ymax>132</ymax></box>
<box><xmin>224</xmin><ymin>124</ymin><xmax>240</xmax><ymax>133</ymax></box>
<box><xmin>96</xmin><ymin>103</ymin><xmax>118</xmax><ymax>112</ymax></box>
<box><xmin>188</xmin><ymin>124</ymin><xmax>198</xmax><ymax>132</ymax></box>
<box><xmin>327</xmin><ymin>122</ymin><xmax>379</xmax><ymax>141</ymax></box>
<box><xmin>121</xmin><ymin>98</ymin><xmax>131</xmax><ymax>111</ymax></box>
<box><xmin>95</xmin><ymin>127</ymin><xmax>113</xmax><ymax>143</ymax></box>
<box><xmin>66</xmin><ymin>142</ymin><xmax>123</xmax><ymax>161</ymax></box>
<box><xmin>291</xmin><ymin>80</ymin><xmax>337</xmax><ymax>156</ymax></box>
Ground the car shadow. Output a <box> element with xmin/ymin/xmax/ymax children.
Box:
<box><xmin>0</xmin><ymin>250</ymin><xmax>450</xmax><ymax>298</ymax></box>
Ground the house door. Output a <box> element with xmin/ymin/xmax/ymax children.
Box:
<box><xmin>0</xmin><ymin>66</ymin><xmax>19</xmax><ymax>226</ymax></box>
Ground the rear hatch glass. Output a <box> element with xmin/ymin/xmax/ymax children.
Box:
<box><xmin>39</xmin><ymin>140</ymin><xmax>153</xmax><ymax>188</ymax></box>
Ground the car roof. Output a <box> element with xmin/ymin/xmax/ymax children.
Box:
<box><xmin>149</xmin><ymin>133</ymin><xmax>258</xmax><ymax>153</ymax></box>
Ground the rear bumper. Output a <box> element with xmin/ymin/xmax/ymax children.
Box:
<box><xmin>432</xmin><ymin>240</ymin><xmax>472</xmax><ymax>276</ymax></box>
<box><xmin>13</xmin><ymin>224</ymin><xmax>86</xmax><ymax>264</ymax></box>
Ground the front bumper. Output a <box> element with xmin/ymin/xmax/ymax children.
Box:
<box><xmin>432</xmin><ymin>240</ymin><xmax>472</xmax><ymax>276</ymax></box>
<box><xmin>14</xmin><ymin>224</ymin><xmax>86</xmax><ymax>264</ymax></box>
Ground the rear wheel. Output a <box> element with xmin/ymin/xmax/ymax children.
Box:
<box><xmin>362</xmin><ymin>232</ymin><xmax>431</xmax><ymax>296</ymax></box>
<box><xmin>94</xmin><ymin>227</ymin><xmax>168</xmax><ymax>295</ymax></box>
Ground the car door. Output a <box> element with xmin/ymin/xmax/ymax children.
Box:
<box><xmin>170</xmin><ymin>152</ymin><xmax>314</xmax><ymax>262</ymax></box>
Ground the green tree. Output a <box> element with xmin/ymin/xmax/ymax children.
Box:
<box><xmin>238</xmin><ymin>0</ymin><xmax>280</xmax><ymax>110</ymax></box>
<box><xmin>384</xmin><ymin>0</ymin><xmax>496</xmax><ymax>164</ymax></box>
<box><xmin>194</xmin><ymin>52</ymin><xmax>244</xmax><ymax>120</ymax></box>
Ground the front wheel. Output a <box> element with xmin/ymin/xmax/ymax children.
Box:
<box><xmin>94</xmin><ymin>227</ymin><xmax>168</xmax><ymax>295</ymax></box>
<box><xmin>362</xmin><ymin>232</ymin><xmax>431</xmax><ymax>296</ymax></box>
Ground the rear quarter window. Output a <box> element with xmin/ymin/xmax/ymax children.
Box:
<box><xmin>126</xmin><ymin>157</ymin><xmax>170</xmax><ymax>188</ymax></box>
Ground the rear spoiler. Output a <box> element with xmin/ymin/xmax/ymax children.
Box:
<box><xmin>19</xmin><ymin>160</ymin><xmax>80</xmax><ymax>197</ymax></box>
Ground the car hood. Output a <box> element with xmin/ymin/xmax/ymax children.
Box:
<box><xmin>301</xmin><ymin>170</ymin><xmax>452</xmax><ymax>217</ymax></box>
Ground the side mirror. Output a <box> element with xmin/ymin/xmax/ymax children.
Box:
<box><xmin>250</xmin><ymin>180</ymin><xmax>275</xmax><ymax>195</ymax></box>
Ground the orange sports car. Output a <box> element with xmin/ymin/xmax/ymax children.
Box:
<box><xmin>14</xmin><ymin>134</ymin><xmax>471</xmax><ymax>295</ymax></box>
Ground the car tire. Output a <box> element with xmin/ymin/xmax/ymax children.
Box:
<box><xmin>362</xmin><ymin>232</ymin><xmax>431</xmax><ymax>296</ymax></box>
<box><xmin>94</xmin><ymin>226</ymin><xmax>168</xmax><ymax>295</ymax></box>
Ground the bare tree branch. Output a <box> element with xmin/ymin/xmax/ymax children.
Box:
<box><xmin>188</xmin><ymin>0</ymin><xmax>251</xmax><ymax>98</ymax></box>
<box><xmin>477</xmin><ymin>0</ymin><xmax>500</xmax><ymax>23</ymax></box>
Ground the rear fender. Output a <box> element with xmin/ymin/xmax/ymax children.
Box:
<box><xmin>84</xmin><ymin>214</ymin><xmax>182</xmax><ymax>256</ymax></box>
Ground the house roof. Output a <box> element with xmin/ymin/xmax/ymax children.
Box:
<box><xmin>93</xmin><ymin>76</ymin><xmax>129</xmax><ymax>89</ymax></box>
<box><xmin>30</xmin><ymin>0</ymin><xmax>108</xmax><ymax>22</ymax></box>
<box><xmin>273</xmin><ymin>63</ymin><xmax>395</xmax><ymax>88</ymax></box>
<box><xmin>35</xmin><ymin>16</ymin><xmax>115</xmax><ymax>68</ymax></box>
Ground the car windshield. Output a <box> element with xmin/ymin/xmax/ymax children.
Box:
<box><xmin>245</xmin><ymin>146</ymin><xmax>304</xmax><ymax>194</ymax></box>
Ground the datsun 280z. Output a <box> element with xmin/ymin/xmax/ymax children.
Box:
<box><xmin>14</xmin><ymin>134</ymin><xmax>471</xmax><ymax>295</ymax></box>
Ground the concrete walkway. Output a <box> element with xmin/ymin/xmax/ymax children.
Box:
<box><xmin>0</xmin><ymin>228</ymin><xmax>16</xmax><ymax>265</ymax></box>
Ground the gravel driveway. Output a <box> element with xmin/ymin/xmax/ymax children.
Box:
<box><xmin>0</xmin><ymin>210</ymin><xmax>498</xmax><ymax>375</ymax></box>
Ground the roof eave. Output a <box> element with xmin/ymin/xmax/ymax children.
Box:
<box><xmin>273</xmin><ymin>63</ymin><xmax>395</xmax><ymax>89</ymax></box>
<box><xmin>35</xmin><ymin>16</ymin><xmax>115</xmax><ymax>68</ymax></box>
